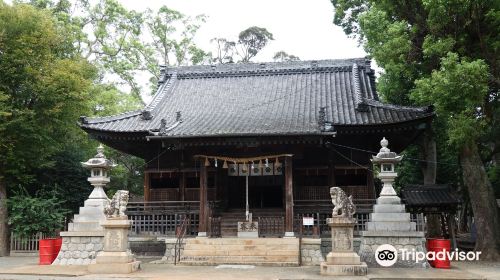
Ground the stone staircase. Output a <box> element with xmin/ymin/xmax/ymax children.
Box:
<box><xmin>218</xmin><ymin>208</ymin><xmax>285</xmax><ymax>236</ymax></box>
<box><xmin>179</xmin><ymin>238</ymin><xmax>299</xmax><ymax>266</ymax></box>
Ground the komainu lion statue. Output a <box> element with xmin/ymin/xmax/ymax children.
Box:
<box><xmin>104</xmin><ymin>190</ymin><xmax>129</xmax><ymax>218</ymax></box>
<box><xmin>330</xmin><ymin>187</ymin><xmax>356</xmax><ymax>218</ymax></box>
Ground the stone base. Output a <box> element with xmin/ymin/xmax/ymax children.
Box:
<box><xmin>326</xmin><ymin>251</ymin><xmax>361</xmax><ymax>265</ymax></box>
<box><xmin>301</xmin><ymin>238</ymin><xmax>324</xmax><ymax>265</ymax></box>
<box><xmin>237</xmin><ymin>231</ymin><xmax>258</xmax><ymax>238</ymax></box>
<box><xmin>88</xmin><ymin>261</ymin><xmax>141</xmax><ymax>274</ymax></box>
<box><xmin>52</xmin><ymin>234</ymin><xmax>104</xmax><ymax>265</ymax></box>
<box><xmin>359</xmin><ymin>231</ymin><xmax>427</xmax><ymax>268</ymax></box>
<box><xmin>320</xmin><ymin>262</ymin><xmax>367</xmax><ymax>276</ymax></box>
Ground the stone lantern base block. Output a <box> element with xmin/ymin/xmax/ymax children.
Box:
<box><xmin>320</xmin><ymin>261</ymin><xmax>368</xmax><ymax>276</ymax></box>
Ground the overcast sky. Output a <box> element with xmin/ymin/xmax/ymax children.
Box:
<box><xmin>121</xmin><ymin>0</ymin><xmax>366</xmax><ymax>62</ymax></box>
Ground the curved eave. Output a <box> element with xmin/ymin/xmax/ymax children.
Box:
<box><xmin>80</xmin><ymin>112</ymin><xmax>433</xmax><ymax>140</ymax></box>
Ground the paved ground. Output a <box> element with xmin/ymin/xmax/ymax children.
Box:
<box><xmin>0</xmin><ymin>256</ymin><xmax>499</xmax><ymax>280</ymax></box>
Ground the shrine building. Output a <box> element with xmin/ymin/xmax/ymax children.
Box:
<box><xmin>79</xmin><ymin>58</ymin><xmax>434</xmax><ymax>239</ymax></box>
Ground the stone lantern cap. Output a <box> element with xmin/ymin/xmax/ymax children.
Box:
<box><xmin>81</xmin><ymin>144</ymin><xmax>116</xmax><ymax>170</ymax></box>
<box><xmin>371</xmin><ymin>137</ymin><xmax>402</xmax><ymax>163</ymax></box>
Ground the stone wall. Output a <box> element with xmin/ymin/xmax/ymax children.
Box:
<box><xmin>151</xmin><ymin>238</ymin><xmax>186</xmax><ymax>264</ymax></box>
<box><xmin>300</xmin><ymin>238</ymin><xmax>324</xmax><ymax>265</ymax></box>
<box><xmin>129</xmin><ymin>237</ymin><xmax>165</xmax><ymax>257</ymax></box>
<box><xmin>358</xmin><ymin>232</ymin><xmax>427</xmax><ymax>268</ymax></box>
<box><xmin>53</xmin><ymin>236</ymin><xmax>103</xmax><ymax>265</ymax></box>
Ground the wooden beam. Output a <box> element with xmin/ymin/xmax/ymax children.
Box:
<box><xmin>144</xmin><ymin>172</ymin><xmax>151</xmax><ymax>202</ymax></box>
<box><xmin>198</xmin><ymin>164</ymin><xmax>208</xmax><ymax>236</ymax></box>
<box><xmin>285</xmin><ymin>157</ymin><xmax>294</xmax><ymax>236</ymax></box>
<box><xmin>180</xmin><ymin>172</ymin><xmax>186</xmax><ymax>201</ymax></box>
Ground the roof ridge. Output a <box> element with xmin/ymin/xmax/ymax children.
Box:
<box><xmin>144</xmin><ymin>72</ymin><xmax>177</xmax><ymax>112</ymax></box>
<box><xmin>364</xmin><ymin>99</ymin><xmax>431</xmax><ymax>112</ymax></box>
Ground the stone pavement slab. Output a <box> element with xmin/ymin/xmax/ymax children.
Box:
<box><xmin>0</xmin><ymin>257</ymin><xmax>498</xmax><ymax>280</ymax></box>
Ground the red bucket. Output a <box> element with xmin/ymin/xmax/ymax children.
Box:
<box><xmin>52</xmin><ymin>238</ymin><xmax>63</xmax><ymax>263</ymax></box>
<box><xmin>426</xmin><ymin>238</ymin><xmax>451</xmax><ymax>268</ymax></box>
<box><xmin>39</xmin><ymin>239</ymin><xmax>54</xmax><ymax>265</ymax></box>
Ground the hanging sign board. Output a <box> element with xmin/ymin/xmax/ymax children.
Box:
<box><xmin>303</xmin><ymin>217</ymin><xmax>314</xmax><ymax>226</ymax></box>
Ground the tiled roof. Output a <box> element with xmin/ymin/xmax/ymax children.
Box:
<box><xmin>401</xmin><ymin>185</ymin><xmax>462</xmax><ymax>207</ymax></box>
<box><xmin>80</xmin><ymin>58</ymin><xmax>433</xmax><ymax>137</ymax></box>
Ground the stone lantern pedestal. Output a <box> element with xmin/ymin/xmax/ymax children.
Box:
<box><xmin>88</xmin><ymin>217</ymin><xmax>140</xmax><ymax>274</ymax></box>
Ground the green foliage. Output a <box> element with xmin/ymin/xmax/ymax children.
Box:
<box><xmin>106</xmin><ymin>149</ymin><xmax>144</xmax><ymax>197</ymax></box>
<box><xmin>411</xmin><ymin>53</ymin><xmax>489</xmax><ymax>146</ymax></box>
<box><xmin>394</xmin><ymin>145</ymin><xmax>422</xmax><ymax>192</ymax></box>
<box><xmin>237</xmin><ymin>26</ymin><xmax>274</xmax><ymax>62</ymax></box>
<box><xmin>272</xmin><ymin>51</ymin><xmax>300</xmax><ymax>62</ymax></box>
<box><xmin>331</xmin><ymin>0</ymin><xmax>500</xmax><ymax>186</ymax></box>
<box><xmin>8</xmin><ymin>188</ymin><xmax>70</xmax><ymax>238</ymax></box>
<box><xmin>0</xmin><ymin>2</ymin><xmax>96</xmax><ymax>186</ymax></box>
<box><xmin>210</xmin><ymin>26</ymin><xmax>282</xmax><ymax>63</ymax></box>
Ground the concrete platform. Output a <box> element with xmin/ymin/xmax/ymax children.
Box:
<box><xmin>0</xmin><ymin>257</ymin><xmax>498</xmax><ymax>280</ymax></box>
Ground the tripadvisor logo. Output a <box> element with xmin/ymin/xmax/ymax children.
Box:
<box><xmin>375</xmin><ymin>244</ymin><xmax>398</xmax><ymax>267</ymax></box>
<box><xmin>375</xmin><ymin>244</ymin><xmax>482</xmax><ymax>267</ymax></box>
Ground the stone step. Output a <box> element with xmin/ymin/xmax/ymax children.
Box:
<box><xmin>180</xmin><ymin>260</ymin><xmax>298</xmax><ymax>266</ymax></box>
<box><xmin>185</xmin><ymin>238</ymin><xmax>298</xmax><ymax>246</ymax></box>
<box><xmin>73</xmin><ymin>214</ymin><xmax>106</xmax><ymax>222</ymax></box>
<box><xmin>79</xmin><ymin>206</ymin><xmax>107</xmax><ymax>216</ymax></box>
<box><xmin>182</xmin><ymin>244</ymin><xmax>299</xmax><ymax>253</ymax></box>
<box><xmin>366</xmin><ymin>221</ymin><xmax>416</xmax><ymax>231</ymax></box>
<box><xmin>370</xmin><ymin>212</ymin><xmax>411</xmax><ymax>222</ymax></box>
<box><xmin>180</xmin><ymin>255</ymin><xmax>299</xmax><ymax>264</ymax></box>
<box><xmin>182</xmin><ymin>249</ymin><xmax>298</xmax><ymax>257</ymax></box>
<box><xmin>69</xmin><ymin>221</ymin><xmax>103</xmax><ymax>231</ymax></box>
<box><xmin>376</xmin><ymin>196</ymin><xmax>401</xmax><ymax>205</ymax></box>
<box><xmin>372</xmin><ymin>204</ymin><xmax>406</xmax><ymax>213</ymax></box>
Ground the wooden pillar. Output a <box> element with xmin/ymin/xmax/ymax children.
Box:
<box><xmin>144</xmin><ymin>172</ymin><xmax>151</xmax><ymax>202</ymax></box>
<box><xmin>179</xmin><ymin>172</ymin><xmax>186</xmax><ymax>201</ymax></box>
<box><xmin>198</xmin><ymin>164</ymin><xmax>208</xmax><ymax>237</ymax></box>
<box><xmin>328</xmin><ymin>161</ymin><xmax>336</xmax><ymax>187</ymax></box>
<box><xmin>285</xmin><ymin>157</ymin><xmax>294</xmax><ymax>237</ymax></box>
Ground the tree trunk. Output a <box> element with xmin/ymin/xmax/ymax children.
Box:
<box><xmin>419</xmin><ymin>129</ymin><xmax>441</xmax><ymax>237</ymax></box>
<box><xmin>0</xmin><ymin>179</ymin><xmax>9</xmax><ymax>256</ymax></box>
<box><xmin>420</xmin><ymin>128</ymin><xmax>437</xmax><ymax>184</ymax></box>
<box><xmin>460</xmin><ymin>141</ymin><xmax>500</xmax><ymax>261</ymax></box>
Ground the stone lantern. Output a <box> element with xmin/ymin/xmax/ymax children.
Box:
<box><xmin>81</xmin><ymin>144</ymin><xmax>116</xmax><ymax>201</ymax></box>
<box><xmin>358</xmin><ymin>137</ymin><xmax>427</xmax><ymax>268</ymax></box>
<box><xmin>371</xmin><ymin>137</ymin><xmax>402</xmax><ymax>198</ymax></box>
<box><xmin>53</xmin><ymin>144</ymin><xmax>117</xmax><ymax>266</ymax></box>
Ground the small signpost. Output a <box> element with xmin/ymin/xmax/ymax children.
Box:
<box><xmin>303</xmin><ymin>217</ymin><xmax>314</xmax><ymax>226</ymax></box>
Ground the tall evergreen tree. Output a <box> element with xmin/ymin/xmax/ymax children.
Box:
<box><xmin>331</xmin><ymin>0</ymin><xmax>500</xmax><ymax>259</ymax></box>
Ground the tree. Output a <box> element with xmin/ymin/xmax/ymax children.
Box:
<box><xmin>273</xmin><ymin>51</ymin><xmax>300</xmax><ymax>62</ymax></box>
<box><xmin>143</xmin><ymin>6</ymin><xmax>209</xmax><ymax>92</ymax></box>
<box><xmin>0</xmin><ymin>2</ymin><xmax>96</xmax><ymax>256</ymax></box>
<box><xmin>236</xmin><ymin>26</ymin><xmax>274</xmax><ymax>62</ymax></box>
<box><xmin>331</xmin><ymin>0</ymin><xmax>500</xmax><ymax>259</ymax></box>
<box><xmin>210</xmin><ymin>37</ymin><xmax>236</xmax><ymax>64</ymax></box>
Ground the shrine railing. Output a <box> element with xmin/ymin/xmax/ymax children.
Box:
<box><xmin>10</xmin><ymin>232</ymin><xmax>47</xmax><ymax>256</ymax></box>
<box><xmin>258</xmin><ymin>216</ymin><xmax>285</xmax><ymax>237</ymax></box>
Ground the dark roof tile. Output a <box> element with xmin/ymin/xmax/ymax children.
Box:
<box><xmin>81</xmin><ymin>58</ymin><xmax>433</xmax><ymax>137</ymax></box>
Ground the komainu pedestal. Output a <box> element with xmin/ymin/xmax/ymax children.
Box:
<box><xmin>320</xmin><ymin>187</ymin><xmax>367</xmax><ymax>276</ymax></box>
<box><xmin>88</xmin><ymin>191</ymin><xmax>140</xmax><ymax>274</ymax></box>
<box><xmin>88</xmin><ymin>217</ymin><xmax>140</xmax><ymax>273</ymax></box>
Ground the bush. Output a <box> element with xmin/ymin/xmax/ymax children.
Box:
<box><xmin>8</xmin><ymin>188</ymin><xmax>70</xmax><ymax>238</ymax></box>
